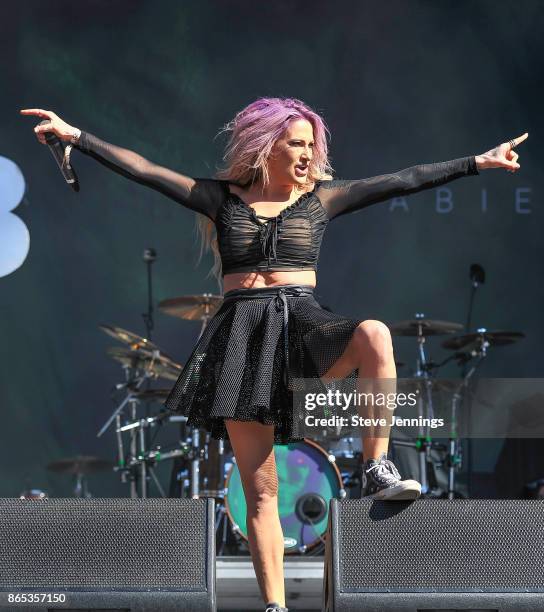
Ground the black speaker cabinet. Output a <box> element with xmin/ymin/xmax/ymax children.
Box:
<box><xmin>324</xmin><ymin>498</ymin><xmax>544</xmax><ymax>611</ymax></box>
<box><xmin>0</xmin><ymin>498</ymin><xmax>215</xmax><ymax>611</ymax></box>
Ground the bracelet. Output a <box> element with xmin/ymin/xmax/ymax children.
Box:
<box><xmin>70</xmin><ymin>128</ymin><xmax>81</xmax><ymax>145</ymax></box>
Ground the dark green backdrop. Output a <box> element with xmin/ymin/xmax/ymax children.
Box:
<box><xmin>1</xmin><ymin>0</ymin><xmax>542</xmax><ymax>497</ymax></box>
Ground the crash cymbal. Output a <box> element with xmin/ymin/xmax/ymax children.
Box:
<box><xmin>47</xmin><ymin>456</ymin><xmax>114</xmax><ymax>475</ymax></box>
<box><xmin>389</xmin><ymin>318</ymin><xmax>464</xmax><ymax>337</ymax></box>
<box><xmin>107</xmin><ymin>346</ymin><xmax>183</xmax><ymax>381</ymax></box>
<box><xmin>99</xmin><ymin>324</ymin><xmax>158</xmax><ymax>351</ymax></box>
<box><xmin>158</xmin><ymin>293</ymin><xmax>223</xmax><ymax>321</ymax></box>
<box><xmin>442</xmin><ymin>330</ymin><xmax>525</xmax><ymax>351</ymax></box>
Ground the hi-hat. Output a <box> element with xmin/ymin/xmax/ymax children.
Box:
<box><xmin>107</xmin><ymin>346</ymin><xmax>182</xmax><ymax>381</ymax></box>
<box><xmin>99</xmin><ymin>324</ymin><xmax>157</xmax><ymax>350</ymax></box>
<box><xmin>158</xmin><ymin>293</ymin><xmax>223</xmax><ymax>321</ymax></box>
<box><xmin>442</xmin><ymin>330</ymin><xmax>525</xmax><ymax>351</ymax></box>
<box><xmin>389</xmin><ymin>318</ymin><xmax>464</xmax><ymax>337</ymax></box>
<box><xmin>129</xmin><ymin>388</ymin><xmax>172</xmax><ymax>402</ymax></box>
<box><xmin>47</xmin><ymin>456</ymin><xmax>114</xmax><ymax>475</ymax></box>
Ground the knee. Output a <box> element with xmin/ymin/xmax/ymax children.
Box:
<box><xmin>353</xmin><ymin>320</ymin><xmax>394</xmax><ymax>363</ymax></box>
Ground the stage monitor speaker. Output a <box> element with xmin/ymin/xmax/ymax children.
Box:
<box><xmin>324</xmin><ymin>498</ymin><xmax>544</xmax><ymax>611</ymax></box>
<box><xmin>0</xmin><ymin>498</ymin><xmax>215</xmax><ymax>611</ymax></box>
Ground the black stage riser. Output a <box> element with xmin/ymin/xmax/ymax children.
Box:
<box><xmin>324</xmin><ymin>498</ymin><xmax>544</xmax><ymax>612</ymax></box>
<box><xmin>0</xmin><ymin>498</ymin><xmax>216</xmax><ymax>612</ymax></box>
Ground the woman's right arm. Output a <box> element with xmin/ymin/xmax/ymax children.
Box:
<box><xmin>20</xmin><ymin>108</ymin><xmax>222</xmax><ymax>221</ymax></box>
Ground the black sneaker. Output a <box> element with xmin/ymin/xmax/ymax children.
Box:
<box><xmin>265</xmin><ymin>604</ymin><xmax>288</xmax><ymax>612</ymax></box>
<box><xmin>361</xmin><ymin>452</ymin><xmax>421</xmax><ymax>500</ymax></box>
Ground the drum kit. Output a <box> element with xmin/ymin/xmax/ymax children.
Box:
<box><xmin>23</xmin><ymin>255</ymin><xmax>524</xmax><ymax>556</ymax></box>
<box><xmin>387</xmin><ymin>316</ymin><xmax>524</xmax><ymax>499</ymax></box>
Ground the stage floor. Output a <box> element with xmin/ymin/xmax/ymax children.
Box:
<box><xmin>217</xmin><ymin>555</ymin><xmax>324</xmax><ymax>611</ymax></box>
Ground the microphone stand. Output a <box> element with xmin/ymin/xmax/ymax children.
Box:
<box><xmin>142</xmin><ymin>248</ymin><xmax>156</xmax><ymax>342</ymax></box>
<box><xmin>141</xmin><ymin>248</ymin><xmax>157</xmax><ymax>479</ymax></box>
<box><xmin>463</xmin><ymin>264</ymin><xmax>485</xmax><ymax>498</ymax></box>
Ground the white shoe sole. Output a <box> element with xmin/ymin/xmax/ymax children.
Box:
<box><xmin>368</xmin><ymin>479</ymin><xmax>422</xmax><ymax>501</ymax></box>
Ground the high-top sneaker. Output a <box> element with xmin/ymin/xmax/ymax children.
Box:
<box><xmin>361</xmin><ymin>452</ymin><xmax>421</xmax><ymax>500</ymax></box>
<box><xmin>265</xmin><ymin>603</ymin><xmax>288</xmax><ymax>612</ymax></box>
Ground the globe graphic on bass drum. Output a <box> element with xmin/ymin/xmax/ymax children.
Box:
<box><xmin>225</xmin><ymin>439</ymin><xmax>344</xmax><ymax>553</ymax></box>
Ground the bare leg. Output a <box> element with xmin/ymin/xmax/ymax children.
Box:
<box><xmin>321</xmin><ymin>320</ymin><xmax>396</xmax><ymax>461</ymax></box>
<box><xmin>225</xmin><ymin>420</ymin><xmax>285</xmax><ymax>607</ymax></box>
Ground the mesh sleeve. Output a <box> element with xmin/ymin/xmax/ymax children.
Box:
<box><xmin>316</xmin><ymin>156</ymin><xmax>479</xmax><ymax>220</ymax></box>
<box><xmin>74</xmin><ymin>131</ymin><xmax>225</xmax><ymax>221</ymax></box>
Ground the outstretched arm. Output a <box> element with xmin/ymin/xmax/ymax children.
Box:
<box><xmin>20</xmin><ymin>108</ymin><xmax>224</xmax><ymax>221</ymax></box>
<box><xmin>318</xmin><ymin>133</ymin><xmax>528</xmax><ymax>220</ymax></box>
<box><xmin>317</xmin><ymin>156</ymin><xmax>478</xmax><ymax>220</ymax></box>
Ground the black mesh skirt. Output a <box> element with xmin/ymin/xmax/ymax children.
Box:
<box><xmin>164</xmin><ymin>284</ymin><xmax>362</xmax><ymax>444</ymax></box>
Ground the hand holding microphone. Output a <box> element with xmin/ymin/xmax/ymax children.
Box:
<box><xmin>20</xmin><ymin>108</ymin><xmax>81</xmax><ymax>191</ymax></box>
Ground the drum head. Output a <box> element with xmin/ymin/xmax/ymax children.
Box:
<box><xmin>225</xmin><ymin>439</ymin><xmax>343</xmax><ymax>553</ymax></box>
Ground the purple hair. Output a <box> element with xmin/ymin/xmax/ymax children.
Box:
<box><xmin>215</xmin><ymin>97</ymin><xmax>332</xmax><ymax>187</ymax></box>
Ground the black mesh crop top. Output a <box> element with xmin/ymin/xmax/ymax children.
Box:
<box><xmin>75</xmin><ymin>131</ymin><xmax>479</xmax><ymax>275</ymax></box>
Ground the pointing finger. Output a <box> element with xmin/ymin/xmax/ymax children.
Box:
<box><xmin>20</xmin><ymin>108</ymin><xmax>52</xmax><ymax>118</ymax></box>
<box><xmin>511</xmin><ymin>132</ymin><xmax>529</xmax><ymax>148</ymax></box>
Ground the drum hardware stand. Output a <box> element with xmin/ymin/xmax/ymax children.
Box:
<box><xmin>215</xmin><ymin>503</ymin><xmax>233</xmax><ymax>556</ymax></box>
<box><xmin>97</xmin><ymin>362</ymin><xmax>158</xmax><ymax>498</ymax></box>
<box><xmin>188</xmin><ymin>301</ymin><xmax>214</xmax><ymax>499</ymax></box>
<box><xmin>141</xmin><ymin>248</ymin><xmax>157</xmax><ymax>342</ymax></box>
<box><xmin>141</xmin><ymin>248</ymin><xmax>157</xmax><ymax>474</ymax></box>
<box><xmin>156</xmin><ymin>291</ymin><xmax>225</xmax><ymax>501</ymax></box>
<box><xmin>189</xmin><ymin>428</ymin><xmax>201</xmax><ymax>499</ymax></box>
<box><xmin>196</xmin><ymin>293</ymin><xmax>215</xmax><ymax>339</ymax></box>
<box><xmin>464</xmin><ymin>264</ymin><xmax>485</xmax><ymax>496</ymax></box>
<box><xmin>73</xmin><ymin>472</ymin><xmax>92</xmax><ymax>498</ymax></box>
<box><xmin>412</xmin><ymin>313</ymin><xmax>438</xmax><ymax>496</ymax></box>
<box><xmin>446</xmin><ymin>329</ymin><xmax>489</xmax><ymax>498</ymax></box>
<box><xmin>117</xmin><ymin>414</ymin><xmax>168</xmax><ymax>498</ymax></box>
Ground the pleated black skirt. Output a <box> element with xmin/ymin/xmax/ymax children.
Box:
<box><xmin>164</xmin><ymin>284</ymin><xmax>362</xmax><ymax>444</ymax></box>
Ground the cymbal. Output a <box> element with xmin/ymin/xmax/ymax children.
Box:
<box><xmin>47</xmin><ymin>456</ymin><xmax>114</xmax><ymax>475</ymax></box>
<box><xmin>442</xmin><ymin>330</ymin><xmax>525</xmax><ymax>351</ymax></box>
<box><xmin>158</xmin><ymin>294</ymin><xmax>223</xmax><ymax>321</ymax></box>
<box><xmin>130</xmin><ymin>388</ymin><xmax>172</xmax><ymax>401</ymax></box>
<box><xmin>99</xmin><ymin>324</ymin><xmax>158</xmax><ymax>351</ymax></box>
<box><xmin>107</xmin><ymin>346</ymin><xmax>183</xmax><ymax>381</ymax></box>
<box><xmin>389</xmin><ymin>318</ymin><xmax>464</xmax><ymax>337</ymax></box>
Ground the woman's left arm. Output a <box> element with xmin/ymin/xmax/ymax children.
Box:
<box><xmin>318</xmin><ymin>133</ymin><xmax>528</xmax><ymax>220</ymax></box>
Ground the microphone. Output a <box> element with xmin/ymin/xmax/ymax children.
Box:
<box><xmin>143</xmin><ymin>248</ymin><xmax>157</xmax><ymax>263</ymax></box>
<box><xmin>40</xmin><ymin>120</ymin><xmax>79</xmax><ymax>192</ymax></box>
<box><xmin>469</xmin><ymin>263</ymin><xmax>485</xmax><ymax>288</ymax></box>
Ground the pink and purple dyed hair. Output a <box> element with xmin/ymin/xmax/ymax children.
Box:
<box><xmin>197</xmin><ymin>97</ymin><xmax>334</xmax><ymax>287</ymax></box>
<box><xmin>215</xmin><ymin>97</ymin><xmax>333</xmax><ymax>187</ymax></box>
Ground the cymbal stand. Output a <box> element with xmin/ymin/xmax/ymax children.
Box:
<box><xmin>413</xmin><ymin>314</ymin><xmax>436</xmax><ymax>495</ymax></box>
<box><xmin>129</xmin><ymin>395</ymin><xmax>138</xmax><ymax>498</ymax></box>
<box><xmin>197</xmin><ymin>293</ymin><xmax>215</xmax><ymax>339</ymax></box>
<box><xmin>74</xmin><ymin>471</ymin><xmax>92</xmax><ymax>498</ymax></box>
<box><xmin>97</xmin><ymin>362</ymin><xmax>156</xmax><ymax>498</ymax></box>
<box><xmin>119</xmin><ymin>413</ymin><xmax>168</xmax><ymax>498</ymax></box>
<box><xmin>97</xmin><ymin>365</ymin><xmax>155</xmax><ymax>439</ymax></box>
<box><xmin>447</xmin><ymin>330</ymin><xmax>489</xmax><ymax>498</ymax></box>
<box><xmin>188</xmin><ymin>302</ymin><xmax>215</xmax><ymax>499</ymax></box>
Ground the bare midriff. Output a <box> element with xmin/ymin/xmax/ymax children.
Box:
<box><xmin>223</xmin><ymin>270</ymin><xmax>317</xmax><ymax>293</ymax></box>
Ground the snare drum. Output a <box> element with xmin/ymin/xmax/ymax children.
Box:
<box><xmin>225</xmin><ymin>439</ymin><xmax>344</xmax><ymax>554</ymax></box>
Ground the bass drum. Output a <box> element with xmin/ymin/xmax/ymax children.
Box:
<box><xmin>225</xmin><ymin>439</ymin><xmax>344</xmax><ymax>554</ymax></box>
